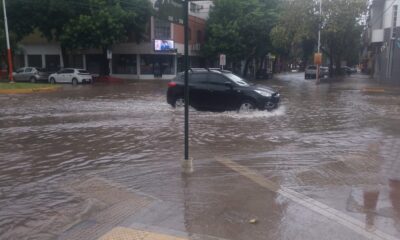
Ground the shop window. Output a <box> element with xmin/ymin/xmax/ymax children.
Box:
<box><xmin>113</xmin><ymin>54</ymin><xmax>137</xmax><ymax>74</ymax></box>
<box><xmin>45</xmin><ymin>55</ymin><xmax>61</xmax><ymax>71</ymax></box>
<box><xmin>140</xmin><ymin>55</ymin><xmax>174</xmax><ymax>75</ymax></box>
<box><xmin>28</xmin><ymin>55</ymin><xmax>42</xmax><ymax>68</ymax></box>
<box><xmin>68</xmin><ymin>55</ymin><xmax>84</xmax><ymax>69</ymax></box>
<box><xmin>14</xmin><ymin>55</ymin><xmax>25</xmax><ymax>68</ymax></box>
<box><xmin>86</xmin><ymin>54</ymin><xmax>102</xmax><ymax>74</ymax></box>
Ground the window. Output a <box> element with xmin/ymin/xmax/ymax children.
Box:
<box><xmin>208</xmin><ymin>73</ymin><xmax>228</xmax><ymax>85</ymax></box>
<box><xmin>16</xmin><ymin>68</ymin><xmax>24</xmax><ymax>73</ymax></box>
<box><xmin>140</xmin><ymin>55</ymin><xmax>175</xmax><ymax>75</ymax></box>
<box><xmin>68</xmin><ymin>55</ymin><xmax>83</xmax><ymax>69</ymax></box>
<box><xmin>45</xmin><ymin>55</ymin><xmax>61</xmax><ymax>71</ymax></box>
<box><xmin>154</xmin><ymin>18</ymin><xmax>171</xmax><ymax>39</ymax></box>
<box><xmin>24</xmin><ymin>68</ymin><xmax>33</xmax><ymax>73</ymax></box>
<box><xmin>28</xmin><ymin>55</ymin><xmax>42</xmax><ymax>68</ymax></box>
<box><xmin>112</xmin><ymin>54</ymin><xmax>137</xmax><ymax>74</ymax></box>
<box><xmin>197</xmin><ymin>30</ymin><xmax>202</xmax><ymax>43</ymax></box>
<box><xmin>66</xmin><ymin>69</ymin><xmax>74</xmax><ymax>74</ymax></box>
<box><xmin>393</xmin><ymin>5</ymin><xmax>398</xmax><ymax>27</ymax></box>
<box><xmin>190</xmin><ymin>73</ymin><xmax>208</xmax><ymax>83</ymax></box>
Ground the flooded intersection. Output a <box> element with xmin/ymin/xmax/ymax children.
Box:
<box><xmin>1</xmin><ymin>73</ymin><xmax>400</xmax><ymax>239</ymax></box>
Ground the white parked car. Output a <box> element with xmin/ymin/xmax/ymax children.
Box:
<box><xmin>48</xmin><ymin>68</ymin><xmax>93</xmax><ymax>85</ymax></box>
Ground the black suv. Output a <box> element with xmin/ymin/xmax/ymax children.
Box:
<box><xmin>167</xmin><ymin>69</ymin><xmax>280</xmax><ymax>112</ymax></box>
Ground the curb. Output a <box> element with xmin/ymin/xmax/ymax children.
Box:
<box><xmin>0</xmin><ymin>86</ymin><xmax>60</xmax><ymax>94</ymax></box>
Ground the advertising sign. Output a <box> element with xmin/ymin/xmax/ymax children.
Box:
<box><xmin>154</xmin><ymin>40</ymin><xmax>175</xmax><ymax>52</ymax></box>
<box><xmin>314</xmin><ymin>53</ymin><xmax>322</xmax><ymax>65</ymax></box>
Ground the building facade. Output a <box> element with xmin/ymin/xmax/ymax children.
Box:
<box><xmin>366</xmin><ymin>0</ymin><xmax>400</xmax><ymax>83</ymax></box>
<box><xmin>14</xmin><ymin>0</ymin><xmax>213</xmax><ymax>80</ymax></box>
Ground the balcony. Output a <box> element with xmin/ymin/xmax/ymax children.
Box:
<box><xmin>371</xmin><ymin>29</ymin><xmax>384</xmax><ymax>43</ymax></box>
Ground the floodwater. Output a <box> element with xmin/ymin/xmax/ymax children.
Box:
<box><xmin>0</xmin><ymin>73</ymin><xmax>400</xmax><ymax>239</ymax></box>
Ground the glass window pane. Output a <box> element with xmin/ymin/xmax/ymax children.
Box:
<box><xmin>45</xmin><ymin>55</ymin><xmax>60</xmax><ymax>72</ymax></box>
<box><xmin>28</xmin><ymin>55</ymin><xmax>42</xmax><ymax>68</ymax></box>
<box><xmin>112</xmin><ymin>54</ymin><xmax>137</xmax><ymax>74</ymax></box>
<box><xmin>154</xmin><ymin>18</ymin><xmax>171</xmax><ymax>39</ymax></box>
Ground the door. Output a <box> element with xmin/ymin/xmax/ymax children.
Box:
<box><xmin>56</xmin><ymin>69</ymin><xmax>67</xmax><ymax>82</ymax></box>
<box><xmin>206</xmin><ymin>73</ymin><xmax>236</xmax><ymax>110</ymax></box>
<box><xmin>189</xmin><ymin>73</ymin><xmax>211</xmax><ymax>109</ymax></box>
<box><xmin>14</xmin><ymin>68</ymin><xmax>25</xmax><ymax>81</ymax></box>
<box><xmin>65</xmin><ymin>69</ymin><xmax>75</xmax><ymax>83</ymax></box>
<box><xmin>23</xmin><ymin>67</ymin><xmax>33</xmax><ymax>81</ymax></box>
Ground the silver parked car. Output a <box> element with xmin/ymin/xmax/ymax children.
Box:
<box><xmin>13</xmin><ymin>67</ymin><xmax>51</xmax><ymax>83</ymax></box>
<box><xmin>305</xmin><ymin>65</ymin><xmax>329</xmax><ymax>79</ymax></box>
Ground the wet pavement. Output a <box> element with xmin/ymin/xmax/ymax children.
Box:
<box><xmin>0</xmin><ymin>73</ymin><xmax>400</xmax><ymax>239</ymax></box>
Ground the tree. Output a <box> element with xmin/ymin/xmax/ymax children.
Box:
<box><xmin>321</xmin><ymin>0</ymin><xmax>367</xmax><ymax>75</ymax></box>
<box><xmin>0</xmin><ymin>0</ymin><xmax>36</xmax><ymax>72</ymax></box>
<box><xmin>271</xmin><ymin>0</ymin><xmax>319</xmax><ymax>68</ymax></box>
<box><xmin>59</xmin><ymin>0</ymin><xmax>152</xmax><ymax>75</ymax></box>
<box><xmin>202</xmin><ymin>0</ymin><xmax>279</xmax><ymax>76</ymax></box>
<box><xmin>271</xmin><ymin>0</ymin><xmax>367</xmax><ymax>75</ymax></box>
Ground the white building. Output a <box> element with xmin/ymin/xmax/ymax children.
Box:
<box><xmin>367</xmin><ymin>0</ymin><xmax>400</xmax><ymax>82</ymax></box>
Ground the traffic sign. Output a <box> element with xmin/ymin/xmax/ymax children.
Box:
<box><xmin>220</xmin><ymin>54</ymin><xmax>226</xmax><ymax>66</ymax></box>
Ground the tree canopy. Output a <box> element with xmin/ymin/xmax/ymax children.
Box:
<box><xmin>202</xmin><ymin>0</ymin><xmax>279</xmax><ymax>76</ymax></box>
<box><xmin>271</xmin><ymin>0</ymin><xmax>367</xmax><ymax>74</ymax></box>
<box><xmin>1</xmin><ymin>0</ymin><xmax>152</xmax><ymax>75</ymax></box>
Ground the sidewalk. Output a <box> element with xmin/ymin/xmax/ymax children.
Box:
<box><xmin>57</xmin><ymin>156</ymin><xmax>400</xmax><ymax>240</ymax></box>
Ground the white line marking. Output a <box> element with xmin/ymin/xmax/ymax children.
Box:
<box><xmin>217</xmin><ymin>157</ymin><xmax>399</xmax><ymax>240</ymax></box>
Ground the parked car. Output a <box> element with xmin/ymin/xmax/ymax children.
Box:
<box><xmin>341</xmin><ymin>66</ymin><xmax>357</xmax><ymax>75</ymax></box>
<box><xmin>167</xmin><ymin>68</ymin><xmax>280</xmax><ymax>112</ymax></box>
<box><xmin>305</xmin><ymin>65</ymin><xmax>329</xmax><ymax>79</ymax></box>
<box><xmin>48</xmin><ymin>68</ymin><xmax>92</xmax><ymax>85</ymax></box>
<box><xmin>13</xmin><ymin>67</ymin><xmax>51</xmax><ymax>83</ymax></box>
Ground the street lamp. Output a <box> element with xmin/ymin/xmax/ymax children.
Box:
<box><xmin>2</xmin><ymin>0</ymin><xmax>14</xmax><ymax>83</ymax></box>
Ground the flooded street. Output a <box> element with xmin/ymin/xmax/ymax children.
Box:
<box><xmin>1</xmin><ymin>73</ymin><xmax>400</xmax><ymax>239</ymax></box>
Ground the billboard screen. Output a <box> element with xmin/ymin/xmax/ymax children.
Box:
<box><xmin>154</xmin><ymin>40</ymin><xmax>175</xmax><ymax>52</ymax></box>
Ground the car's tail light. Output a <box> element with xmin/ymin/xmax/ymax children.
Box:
<box><xmin>168</xmin><ymin>82</ymin><xmax>177</xmax><ymax>87</ymax></box>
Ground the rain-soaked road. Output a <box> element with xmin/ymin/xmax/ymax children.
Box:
<box><xmin>1</xmin><ymin>73</ymin><xmax>400</xmax><ymax>240</ymax></box>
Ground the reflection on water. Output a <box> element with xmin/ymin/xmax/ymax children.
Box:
<box><xmin>1</xmin><ymin>74</ymin><xmax>400</xmax><ymax>239</ymax></box>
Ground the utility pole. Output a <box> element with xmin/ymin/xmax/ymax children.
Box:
<box><xmin>316</xmin><ymin>0</ymin><xmax>322</xmax><ymax>84</ymax></box>
<box><xmin>182</xmin><ymin>0</ymin><xmax>193</xmax><ymax>173</ymax></box>
<box><xmin>2</xmin><ymin>0</ymin><xmax>14</xmax><ymax>83</ymax></box>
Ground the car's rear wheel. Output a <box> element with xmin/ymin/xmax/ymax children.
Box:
<box><xmin>239</xmin><ymin>100</ymin><xmax>256</xmax><ymax>112</ymax></box>
<box><xmin>173</xmin><ymin>97</ymin><xmax>185</xmax><ymax>108</ymax></box>
<box><xmin>50</xmin><ymin>77</ymin><xmax>56</xmax><ymax>84</ymax></box>
<box><xmin>30</xmin><ymin>77</ymin><xmax>36</xmax><ymax>83</ymax></box>
<box><xmin>72</xmin><ymin>78</ymin><xmax>78</xmax><ymax>85</ymax></box>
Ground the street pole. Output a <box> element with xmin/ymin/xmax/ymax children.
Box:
<box><xmin>184</xmin><ymin>0</ymin><xmax>189</xmax><ymax>161</ymax></box>
<box><xmin>181</xmin><ymin>0</ymin><xmax>193</xmax><ymax>173</ymax></box>
<box><xmin>316</xmin><ymin>0</ymin><xmax>322</xmax><ymax>84</ymax></box>
<box><xmin>2</xmin><ymin>0</ymin><xmax>14</xmax><ymax>83</ymax></box>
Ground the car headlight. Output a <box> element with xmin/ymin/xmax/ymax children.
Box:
<box><xmin>255</xmin><ymin>90</ymin><xmax>272</xmax><ymax>97</ymax></box>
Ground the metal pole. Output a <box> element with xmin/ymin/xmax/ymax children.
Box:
<box><xmin>184</xmin><ymin>0</ymin><xmax>189</xmax><ymax>160</ymax></box>
<box><xmin>2</xmin><ymin>0</ymin><xmax>14</xmax><ymax>82</ymax></box>
<box><xmin>316</xmin><ymin>0</ymin><xmax>322</xmax><ymax>84</ymax></box>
